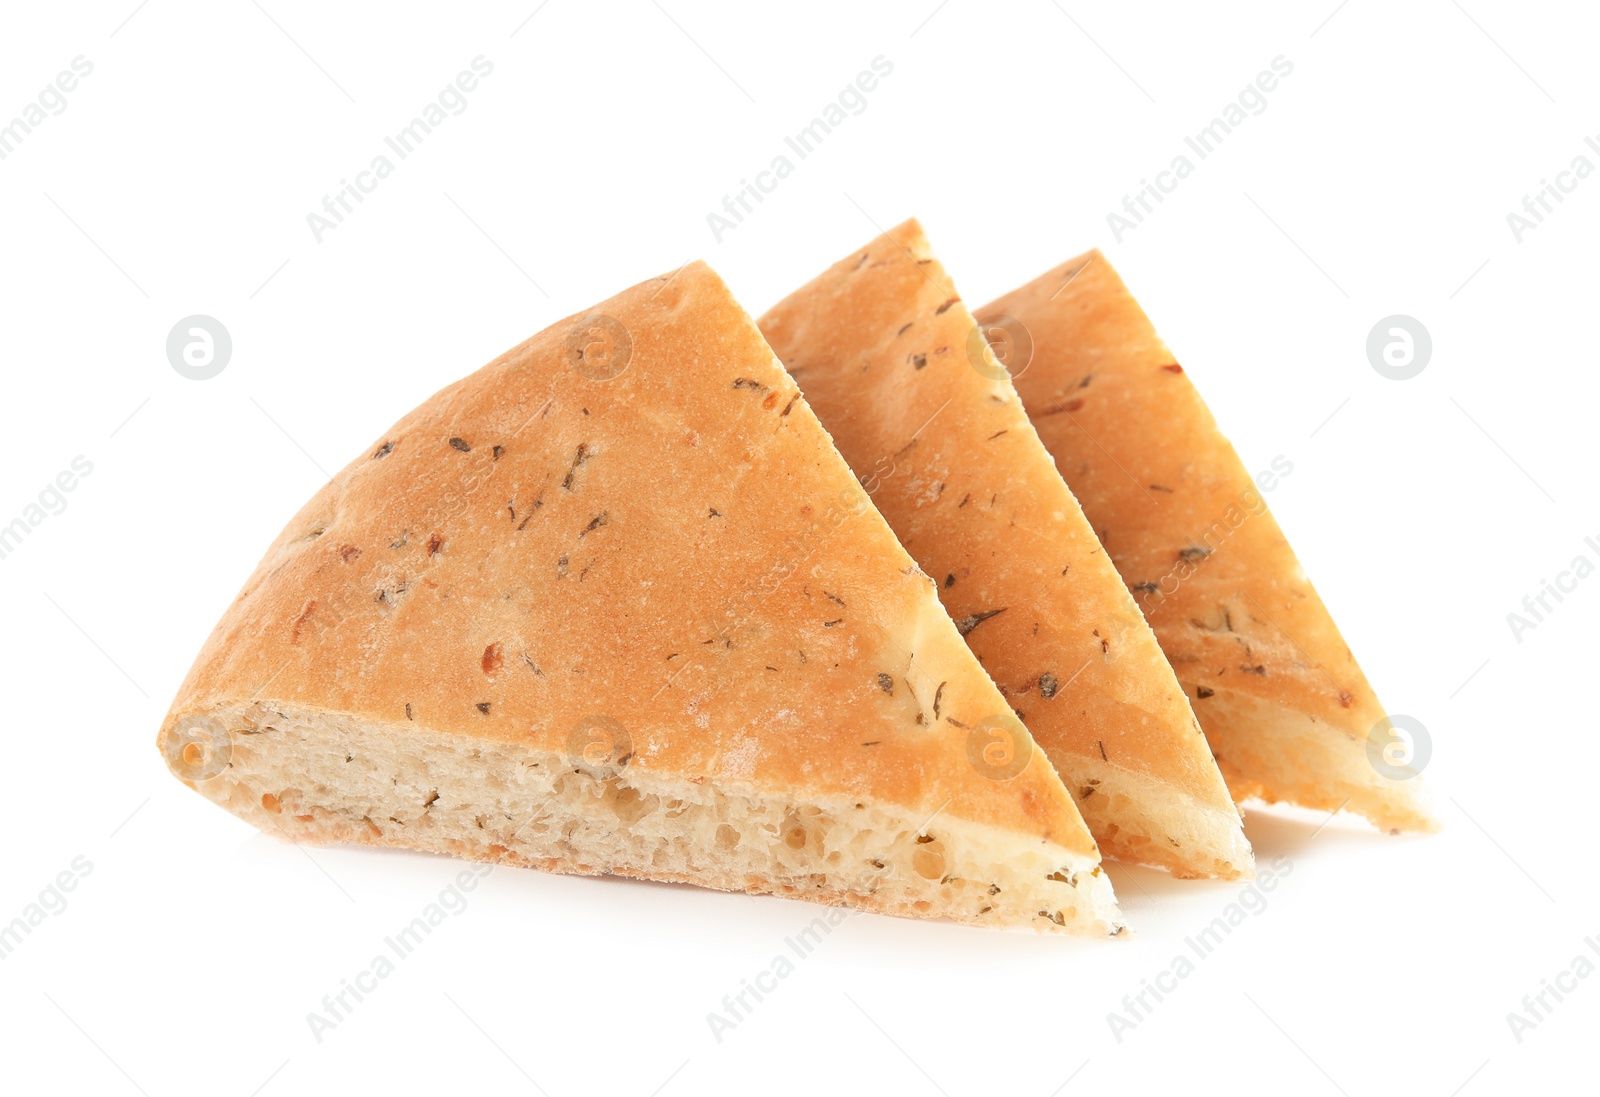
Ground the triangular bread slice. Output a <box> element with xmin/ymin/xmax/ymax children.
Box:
<box><xmin>982</xmin><ymin>250</ymin><xmax>1436</xmax><ymax>833</ymax></box>
<box><xmin>156</xmin><ymin>261</ymin><xmax>1123</xmax><ymax>934</ymax></box>
<box><xmin>758</xmin><ymin>220</ymin><xmax>1251</xmax><ymax>879</ymax></box>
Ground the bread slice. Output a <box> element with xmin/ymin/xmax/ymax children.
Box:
<box><xmin>758</xmin><ymin>220</ymin><xmax>1251</xmax><ymax>879</ymax></box>
<box><xmin>981</xmin><ymin>250</ymin><xmax>1437</xmax><ymax>833</ymax></box>
<box><xmin>156</xmin><ymin>261</ymin><xmax>1123</xmax><ymax>934</ymax></box>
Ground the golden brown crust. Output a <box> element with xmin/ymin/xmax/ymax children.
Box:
<box><xmin>158</xmin><ymin>261</ymin><xmax>1105</xmax><ymax>883</ymax></box>
<box><xmin>982</xmin><ymin>251</ymin><xmax>1436</xmax><ymax>832</ymax></box>
<box><xmin>759</xmin><ymin>221</ymin><xmax>1249</xmax><ymax>877</ymax></box>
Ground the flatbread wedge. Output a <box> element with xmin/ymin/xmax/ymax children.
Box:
<box><xmin>982</xmin><ymin>250</ymin><xmax>1437</xmax><ymax>833</ymax></box>
<box><xmin>759</xmin><ymin>220</ymin><xmax>1252</xmax><ymax>879</ymax></box>
<box><xmin>156</xmin><ymin>261</ymin><xmax>1123</xmax><ymax>934</ymax></box>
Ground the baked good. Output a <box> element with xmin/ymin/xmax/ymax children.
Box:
<box><xmin>156</xmin><ymin>261</ymin><xmax>1123</xmax><ymax>934</ymax></box>
<box><xmin>981</xmin><ymin>250</ymin><xmax>1436</xmax><ymax>832</ymax></box>
<box><xmin>759</xmin><ymin>220</ymin><xmax>1251</xmax><ymax>878</ymax></box>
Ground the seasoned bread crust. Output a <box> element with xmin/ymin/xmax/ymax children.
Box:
<box><xmin>982</xmin><ymin>251</ymin><xmax>1436</xmax><ymax>832</ymax></box>
<box><xmin>158</xmin><ymin>261</ymin><xmax>1119</xmax><ymax>928</ymax></box>
<box><xmin>759</xmin><ymin>222</ymin><xmax>1250</xmax><ymax>878</ymax></box>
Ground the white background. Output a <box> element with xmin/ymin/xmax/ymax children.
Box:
<box><xmin>1</xmin><ymin>2</ymin><xmax>1594</xmax><ymax>1094</ymax></box>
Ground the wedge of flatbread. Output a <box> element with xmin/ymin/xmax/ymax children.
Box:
<box><xmin>982</xmin><ymin>250</ymin><xmax>1436</xmax><ymax>833</ymax></box>
<box><xmin>156</xmin><ymin>261</ymin><xmax>1122</xmax><ymax>934</ymax></box>
<box><xmin>759</xmin><ymin>221</ymin><xmax>1251</xmax><ymax>879</ymax></box>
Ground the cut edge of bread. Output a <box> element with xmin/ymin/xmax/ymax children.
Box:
<box><xmin>1198</xmin><ymin>688</ymin><xmax>1440</xmax><ymax>834</ymax></box>
<box><xmin>164</xmin><ymin>699</ymin><xmax>1126</xmax><ymax>936</ymax></box>
<box><xmin>1053</xmin><ymin>750</ymin><xmax>1256</xmax><ymax>879</ymax></box>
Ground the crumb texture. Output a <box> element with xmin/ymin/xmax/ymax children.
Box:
<box><xmin>194</xmin><ymin>702</ymin><xmax>1122</xmax><ymax>934</ymax></box>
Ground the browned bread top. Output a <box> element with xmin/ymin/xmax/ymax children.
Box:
<box><xmin>759</xmin><ymin>221</ymin><xmax>1249</xmax><ymax>876</ymax></box>
<box><xmin>984</xmin><ymin>251</ymin><xmax>1435</xmax><ymax>831</ymax></box>
<box><xmin>160</xmin><ymin>260</ymin><xmax>1100</xmax><ymax>857</ymax></box>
